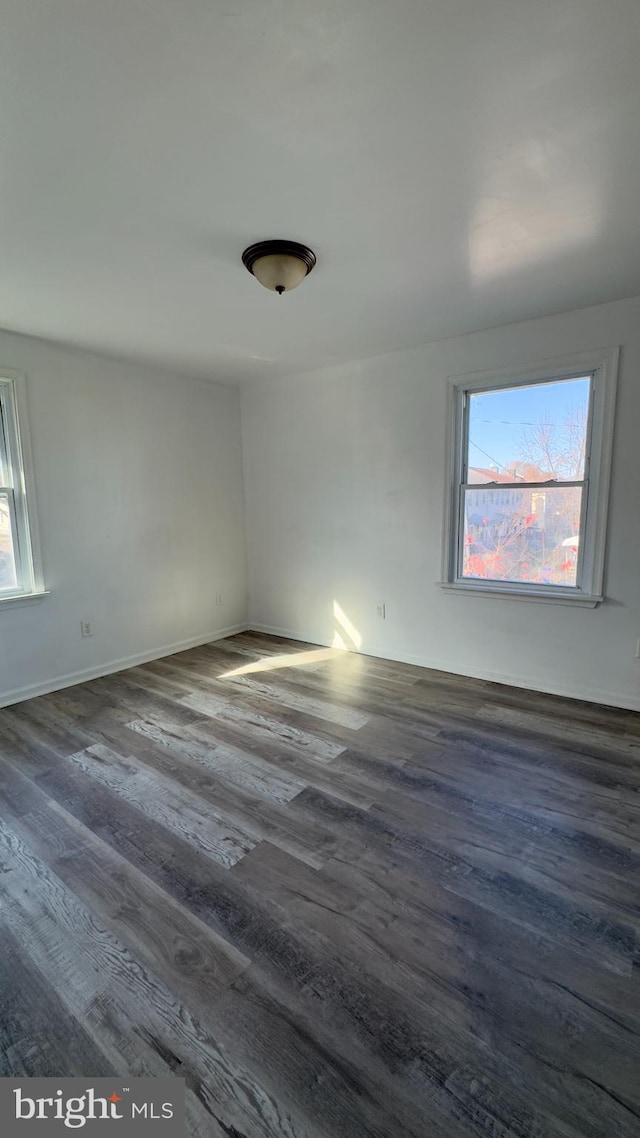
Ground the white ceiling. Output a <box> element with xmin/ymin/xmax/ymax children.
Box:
<box><xmin>1</xmin><ymin>0</ymin><xmax>639</xmax><ymax>383</ymax></box>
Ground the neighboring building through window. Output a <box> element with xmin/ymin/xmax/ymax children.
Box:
<box><xmin>443</xmin><ymin>350</ymin><xmax>618</xmax><ymax>605</ymax></box>
<box><xmin>0</xmin><ymin>374</ymin><xmax>43</xmax><ymax>599</ymax></box>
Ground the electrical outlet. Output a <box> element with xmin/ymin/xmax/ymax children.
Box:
<box><xmin>80</xmin><ymin>619</ymin><xmax>93</xmax><ymax>638</ymax></box>
<box><xmin>215</xmin><ymin>593</ymin><xmax>224</xmax><ymax>606</ymax></box>
<box><xmin>636</xmin><ymin>637</ymin><xmax>640</xmax><ymax>660</ymax></box>
<box><xmin>376</xmin><ymin>602</ymin><xmax>386</xmax><ymax>619</ymax></box>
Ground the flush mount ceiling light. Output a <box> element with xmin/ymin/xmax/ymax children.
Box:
<box><xmin>242</xmin><ymin>239</ymin><xmax>316</xmax><ymax>295</ymax></box>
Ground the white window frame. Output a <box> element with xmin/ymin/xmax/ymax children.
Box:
<box><xmin>441</xmin><ymin>347</ymin><xmax>619</xmax><ymax>607</ymax></box>
<box><xmin>0</xmin><ymin>371</ymin><xmax>46</xmax><ymax>604</ymax></box>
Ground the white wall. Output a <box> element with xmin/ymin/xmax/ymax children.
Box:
<box><xmin>242</xmin><ymin>295</ymin><xmax>640</xmax><ymax>711</ymax></box>
<box><xmin>0</xmin><ymin>331</ymin><xmax>247</xmax><ymax>706</ymax></box>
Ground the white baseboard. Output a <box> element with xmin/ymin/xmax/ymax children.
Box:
<box><xmin>4</xmin><ymin>617</ymin><xmax>637</xmax><ymax>714</ymax></box>
<box><xmin>0</xmin><ymin>623</ymin><xmax>249</xmax><ymax>709</ymax></box>
<box><xmin>248</xmin><ymin>622</ymin><xmax>640</xmax><ymax>713</ymax></box>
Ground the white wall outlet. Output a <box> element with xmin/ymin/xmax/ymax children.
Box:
<box><xmin>80</xmin><ymin>619</ymin><xmax>93</xmax><ymax>638</ymax></box>
<box><xmin>215</xmin><ymin>592</ymin><xmax>224</xmax><ymax>606</ymax></box>
<box><xmin>376</xmin><ymin>602</ymin><xmax>386</xmax><ymax>619</ymax></box>
<box><xmin>636</xmin><ymin>637</ymin><xmax>640</xmax><ymax>659</ymax></box>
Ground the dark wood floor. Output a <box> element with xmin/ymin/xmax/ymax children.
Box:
<box><xmin>0</xmin><ymin>632</ymin><xmax>639</xmax><ymax>1136</ymax></box>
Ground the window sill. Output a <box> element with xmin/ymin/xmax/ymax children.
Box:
<box><xmin>0</xmin><ymin>589</ymin><xmax>50</xmax><ymax>609</ymax></box>
<box><xmin>440</xmin><ymin>582</ymin><xmax>602</xmax><ymax>608</ymax></box>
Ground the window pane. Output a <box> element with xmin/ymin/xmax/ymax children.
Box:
<box><xmin>0</xmin><ymin>413</ymin><xmax>9</xmax><ymax>486</ymax></box>
<box><xmin>0</xmin><ymin>491</ymin><xmax>18</xmax><ymax>590</ymax></box>
<box><xmin>462</xmin><ymin>485</ymin><xmax>583</xmax><ymax>587</ymax></box>
<box><xmin>467</xmin><ymin>377</ymin><xmax>591</xmax><ymax>483</ymax></box>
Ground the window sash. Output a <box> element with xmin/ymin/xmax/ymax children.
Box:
<box><xmin>0</xmin><ymin>376</ymin><xmax>40</xmax><ymax>598</ymax></box>
<box><xmin>456</xmin><ymin>481</ymin><xmax>588</xmax><ymax>589</ymax></box>
<box><xmin>443</xmin><ymin>352</ymin><xmax>618</xmax><ymax>602</ymax></box>
<box><xmin>459</xmin><ymin>479</ymin><xmax>584</xmax><ymax>491</ymax></box>
<box><xmin>0</xmin><ymin>484</ymin><xmax>23</xmax><ymax>594</ymax></box>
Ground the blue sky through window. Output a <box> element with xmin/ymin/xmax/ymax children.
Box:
<box><xmin>467</xmin><ymin>377</ymin><xmax>591</xmax><ymax>474</ymax></box>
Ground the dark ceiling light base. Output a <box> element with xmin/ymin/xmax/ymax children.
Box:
<box><xmin>242</xmin><ymin>239</ymin><xmax>316</xmax><ymax>294</ymax></box>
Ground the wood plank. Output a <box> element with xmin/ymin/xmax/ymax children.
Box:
<box><xmin>0</xmin><ymin>921</ymin><xmax>114</xmax><ymax>1077</ymax></box>
<box><xmin>7</xmin><ymin>798</ymin><xmax>251</xmax><ymax>1003</ymax></box>
<box><xmin>68</xmin><ymin>743</ymin><xmax>257</xmax><ymax>869</ymax></box>
<box><xmin>179</xmin><ymin>689</ymin><xmax>347</xmax><ymax>762</ymax></box>
<box><xmin>289</xmin><ymin>786</ymin><xmax>639</xmax><ymax>976</ymax></box>
<box><xmin>231</xmin><ymin>843</ymin><xmax>640</xmax><ymax>1133</ymax></box>
<box><xmin>0</xmin><ymin>819</ymin><xmax>320</xmax><ymax>1138</ymax></box>
<box><xmin>126</xmin><ymin>716</ymin><xmax>307</xmax><ymax>803</ymax></box>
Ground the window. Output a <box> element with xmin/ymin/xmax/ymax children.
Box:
<box><xmin>0</xmin><ymin>374</ymin><xmax>43</xmax><ymax>601</ymax></box>
<box><xmin>443</xmin><ymin>349</ymin><xmax>618</xmax><ymax>605</ymax></box>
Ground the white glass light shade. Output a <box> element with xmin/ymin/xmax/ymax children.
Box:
<box><xmin>251</xmin><ymin>253</ymin><xmax>308</xmax><ymax>293</ymax></box>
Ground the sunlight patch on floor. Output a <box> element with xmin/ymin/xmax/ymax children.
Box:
<box><xmin>218</xmin><ymin>602</ymin><xmax>362</xmax><ymax>678</ymax></box>
<box><xmin>218</xmin><ymin>647</ymin><xmax>344</xmax><ymax>678</ymax></box>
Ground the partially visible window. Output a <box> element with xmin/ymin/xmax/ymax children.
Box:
<box><xmin>0</xmin><ymin>375</ymin><xmax>42</xmax><ymax>599</ymax></box>
<box><xmin>443</xmin><ymin>350</ymin><xmax>618</xmax><ymax>604</ymax></box>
